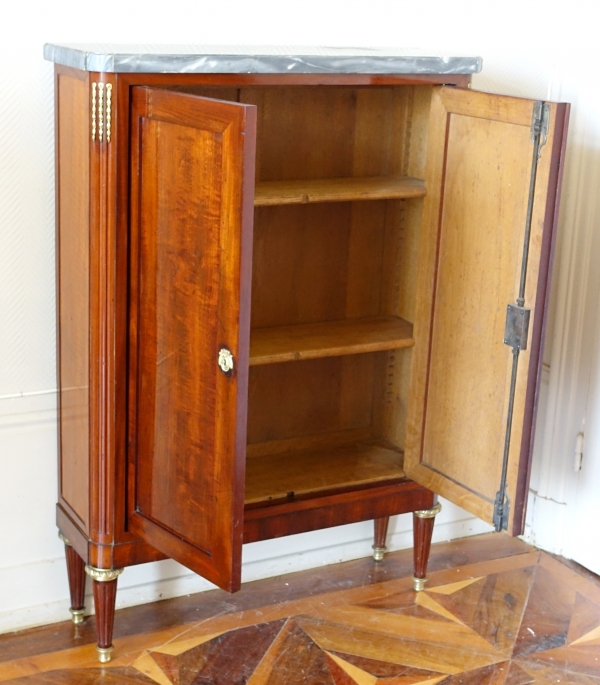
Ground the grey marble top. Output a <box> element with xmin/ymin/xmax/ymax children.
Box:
<box><xmin>43</xmin><ymin>44</ymin><xmax>482</xmax><ymax>75</ymax></box>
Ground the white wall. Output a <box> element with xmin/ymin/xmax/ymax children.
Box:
<box><xmin>1</xmin><ymin>0</ymin><xmax>599</xmax><ymax>632</ymax></box>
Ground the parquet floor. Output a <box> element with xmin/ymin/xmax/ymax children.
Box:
<box><xmin>1</xmin><ymin>534</ymin><xmax>599</xmax><ymax>683</ymax></box>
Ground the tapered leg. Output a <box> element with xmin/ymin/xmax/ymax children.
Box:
<box><xmin>85</xmin><ymin>566</ymin><xmax>124</xmax><ymax>663</ymax></box>
<box><xmin>372</xmin><ymin>517</ymin><xmax>389</xmax><ymax>561</ymax></box>
<box><xmin>93</xmin><ymin>579</ymin><xmax>118</xmax><ymax>662</ymax></box>
<box><xmin>59</xmin><ymin>531</ymin><xmax>86</xmax><ymax>624</ymax></box>
<box><xmin>412</xmin><ymin>502</ymin><xmax>442</xmax><ymax>591</ymax></box>
<box><xmin>65</xmin><ymin>551</ymin><xmax>86</xmax><ymax>623</ymax></box>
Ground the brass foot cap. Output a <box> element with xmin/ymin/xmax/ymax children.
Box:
<box><xmin>372</xmin><ymin>546</ymin><xmax>387</xmax><ymax>562</ymax></box>
<box><xmin>414</xmin><ymin>502</ymin><xmax>442</xmax><ymax>520</ymax></box>
<box><xmin>412</xmin><ymin>576</ymin><xmax>427</xmax><ymax>592</ymax></box>
<box><xmin>97</xmin><ymin>646</ymin><xmax>113</xmax><ymax>663</ymax></box>
<box><xmin>70</xmin><ymin>608</ymin><xmax>85</xmax><ymax>625</ymax></box>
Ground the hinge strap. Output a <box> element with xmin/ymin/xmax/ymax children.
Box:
<box><xmin>531</xmin><ymin>100</ymin><xmax>550</xmax><ymax>152</ymax></box>
<box><xmin>518</xmin><ymin>102</ymin><xmax>550</xmax><ymax>307</ymax></box>
<box><xmin>495</xmin><ymin>100</ymin><xmax>549</xmax><ymax>532</ymax></box>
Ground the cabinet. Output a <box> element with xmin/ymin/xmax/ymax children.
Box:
<box><xmin>46</xmin><ymin>46</ymin><xmax>569</xmax><ymax>662</ymax></box>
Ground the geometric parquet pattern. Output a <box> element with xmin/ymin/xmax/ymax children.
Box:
<box><xmin>1</xmin><ymin>542</ymin><xmax>600</xmax><ymax>683</ymax></box>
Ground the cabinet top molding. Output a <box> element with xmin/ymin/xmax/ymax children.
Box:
<box><xmin>43</xmin><ymin>43</ymin><xmax>482</xmax><ymax>75</ymax></box>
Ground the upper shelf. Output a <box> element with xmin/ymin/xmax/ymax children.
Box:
<box><xmin>254</xmin><ymin>175</ymin><xmax>426</xmax><ymax>206</ymax></box>
<box><xmin>250</xmin><ymin>316</ymin><xmax>414</xmax><ymax>366</ymax></box>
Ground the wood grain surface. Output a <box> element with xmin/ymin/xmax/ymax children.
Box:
<box><xmin>250</xmin><ymin>316</ymin><xmax>414</xmax><ymax>366</ymax></box>
<box><xmin>244</xmin><ymin>440</ymin><xmax>404</xmax><ymax>504</ymax></box>
<box><xmin>246</xmin><ymin>84</ymin><xmax>422</xmax><ymax>477</ymax></box>
<box><xmin>126</xmin><ymin>87</ymin><xmax>256</xmax><ymax>591</ymax></box>
<box><xmin>254</xmin><ymin>175</ymin><xmax>426</xmax><ymax>205</ymax></box>
<box><xmin>55</xmin><ymin>68</ymin><xmax>90</xmax><ymax>534</ymax></box>
<box><xmin>404</xmin><ymin>87</ymin><xmax>568</xmax><ymax>532</ymax></box>
<box><xmin>247</xmin><ymin>355</ymin><xmax>376</xmax><ymax>445</ymax></box>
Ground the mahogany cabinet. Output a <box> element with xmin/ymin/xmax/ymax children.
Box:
<box><xmin>45</xmin><ymin>46</ymin><xmax>569</xmax><ymax>662</ymax></box>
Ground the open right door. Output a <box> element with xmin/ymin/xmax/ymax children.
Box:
<box><xmin>404</xmin><ymin>87</ymin><xmax>569</xmax><ymax>536</ymax></box>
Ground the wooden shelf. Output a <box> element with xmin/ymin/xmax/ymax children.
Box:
<box><xmin>249</xmin><ymin>316</ymin><xmax>414</xmax><ymax>366</ymax></box>
<box><xmin>245</xmin><ymin>440</ymin><xmax>405</xmax><ymax>505</ymax></box>
<box><xmin>254</xmin><ymin>175</ymin><xmax>426</xmax><ymax>206</ymax></box>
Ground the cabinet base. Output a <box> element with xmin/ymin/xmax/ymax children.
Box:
<box><xmin>244</xmin><ymin>479</ymin><xmax>434</xmax><ymax>543</ymax></box>
<box><xmin>58</xmin><ymin>481</ymin><xmax>440</xmax><ymax>662</ymax></box>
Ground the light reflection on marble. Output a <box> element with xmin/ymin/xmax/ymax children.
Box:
<box><xmin>43</xmin><ymin>43</ymin><xmax>482</xmax><ymax>75</ymax></box>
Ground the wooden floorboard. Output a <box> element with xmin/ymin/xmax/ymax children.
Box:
<box><xmin>0</xmin><ymin>533</ymin><xmax>529</xmax><ymax>664</ymax></box>
<box><xmin>2</xmin><ymin>534</ymin><xmax>598</xmax><ymax>683</ymax></box>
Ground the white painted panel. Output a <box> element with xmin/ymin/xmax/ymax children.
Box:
<box><xmin>0</xmin><ymin>393</ymin><xmax>61</xmax><ymax>566</ymax></box>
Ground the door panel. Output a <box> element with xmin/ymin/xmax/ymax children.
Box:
<box><xmin>128</xmin><ymin>87</ymin><xmax>256</xmax><ymax>591</ymax></box>
<box><xmin>405</xmin><ymin>87</ymin><xmax>568</xmax><ymax>535</ymax></box>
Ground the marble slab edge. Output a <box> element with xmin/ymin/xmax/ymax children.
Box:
<box><xmin>43</xmin><ymin>44</ymin><xmax>482</xmax><ymax>75</ymax></box>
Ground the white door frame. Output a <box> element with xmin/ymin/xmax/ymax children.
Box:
<box><xmin>525</xmin><ymin>71</ymin><xmax>600</xmax><ymax>572</ymax></box>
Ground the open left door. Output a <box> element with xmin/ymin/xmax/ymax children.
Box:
<box><xmin>127</xmin><ymin>87</ymin><xmax>256</xmax><ymax>591</ymax></box>
<box><xmin>405</xmin><ymin>87</ymin><xmax>568</xmax><ymax>536</ymax></box>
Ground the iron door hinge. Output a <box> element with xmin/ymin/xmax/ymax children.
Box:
<box><xmin>494</xmin><ymin>100</ymin><xmax>549</xmax><ymax>533</ymax></box>
<box><xmin>91</xmin><ymin>82</ymin><xmax>113</xmax><ymax>143</ymax></box>
<box><xmin>531</xmin><ymin>101</ymin><xmax>550</xmax><ymax>153</ymax></box>
<box><xmin>504</xmin><ymin>303</ymin><xmax>531</xmax><ymax>352</ymax></box>
<box><xmin>493</xmin><ymin>490</ymin><xmax>510</xmax><ymax>531</ymax></box>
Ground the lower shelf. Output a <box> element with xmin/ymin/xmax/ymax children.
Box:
<box><xmin>244</xmin><ymin>440</ymin><xmax>405</xmax><ymax>505</ymax></box>
<box><xmin>243</xmin><ymin>474</ymin><xmax>434</xmax><ymax>545</ymax></box>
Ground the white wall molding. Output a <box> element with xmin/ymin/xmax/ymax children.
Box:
<box><xmin>0</xmin><ymin>390</ymin><xmax>56</xmax><ymax>430</ymax></box>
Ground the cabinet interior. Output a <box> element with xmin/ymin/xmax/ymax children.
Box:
<box><xmin>167</xmin><ymin>84</ymin><xmax>434</xmax><ymax>507</ymax></box>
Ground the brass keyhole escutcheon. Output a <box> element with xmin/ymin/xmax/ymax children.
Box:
<box><xmin>218</xmin><ymin>347</ymin><xmax>234</xmax><ymax>374</ymax></box>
